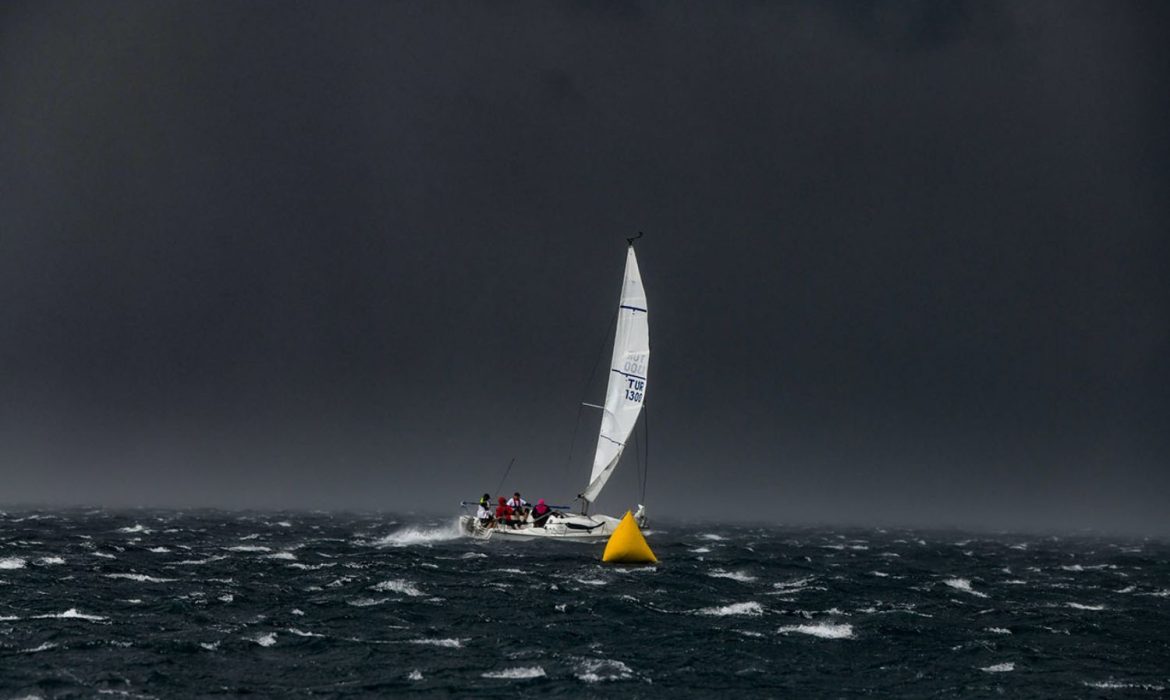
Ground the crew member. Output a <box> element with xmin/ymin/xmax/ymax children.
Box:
<box><xmin>531</xmin><ymin>499</ymin><xmax>552</xmax><ymax>528</ymax></box>
<box><xmin>495</xmin><ymin>496</ymin><xmax>516</xmax><ymax>528</ymax></box>
<box><xmin>506</xmin><ymin>492</ymin><xmax>530</xmax><ymax>519</ymax></box>
<box><xmin>476</xmin><ymin>499</ymin><xmax>494</xmax><ymax>529</ymax></box>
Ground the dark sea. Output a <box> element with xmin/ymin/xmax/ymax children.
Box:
<box><xmin>1</xmin><ymin>509</ymin><xmax>1167</xmax><ymax>698</ymax></box>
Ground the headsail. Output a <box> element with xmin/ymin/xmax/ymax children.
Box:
<box><xmin>582</xmin><ymin>245</ymin><xmax>649</xmax><ymax>503</ymax></box>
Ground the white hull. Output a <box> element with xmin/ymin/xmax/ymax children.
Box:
<box><xmin>459</xmin><ymin>508</ymin><xmax>643</xmax><ymax>542</ymax></box>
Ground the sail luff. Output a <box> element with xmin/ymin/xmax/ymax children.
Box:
<box><xmin>582</xmin><ymin>245</ymin><xmax>649</xmax><ymax>503</ymax></box>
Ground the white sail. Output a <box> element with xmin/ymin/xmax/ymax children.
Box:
<box><xmin>582</xmin><ymin>245</ymin><xmax>649</xmax><ymax>503</ymax></box>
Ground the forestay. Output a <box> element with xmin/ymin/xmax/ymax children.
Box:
<box><xmin>582</xmin><ymin>245</ymin><xmax>649</xmax><ymax>503</ymax></box>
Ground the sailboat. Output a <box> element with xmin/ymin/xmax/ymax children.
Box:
<box><xmin>459</xmin><ymin>239</ymin><xmax>650</xmax><ymax>541</ymax></box>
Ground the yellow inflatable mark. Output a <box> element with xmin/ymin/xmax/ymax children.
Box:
<box><xmin>602</xmin><ymin>511</ymin><xmax>657</xmax><ymax>564</ymax></box>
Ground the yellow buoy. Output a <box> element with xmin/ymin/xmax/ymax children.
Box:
<box><xmin>601</xmin><ymin>510</ymin><xmax>657</xmax><ymax>564</ymax></box>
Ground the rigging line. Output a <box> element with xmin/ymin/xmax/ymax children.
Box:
<box><xmin>632</xmin><ymin>418</ymin><xmax>643</xmax><ymax>505</ymax></box>
<box><xmin>562</xmin><ymin>306</ymin><xmax>620</xmax><ymax>478</ymax></box>
<box><xmin>494</xmin><ymin>457</ymin><xmax>517</xmax><ymax>497</ymax></box>
<box><xmin>641</xmin><ymin>403</ymin><xmax>649</xmax><ymax>505</ymax></box>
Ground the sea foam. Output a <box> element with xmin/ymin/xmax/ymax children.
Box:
<box><xmin>251</xmin><ymin>633</ymin><xmax>277</xmax><ymax>647</ymax></box>
<box><xmin>576</xmin><ymin>658</ymin><xmax>635</xmax><ymax>683</ymax></box>
<box><xmin>371</xmin><ymin>524</ymin><xmax>462</xmax><ymax>547</ymax></box>
<box><xmin>104</xmin><ymin>573</ymin><xmax>177</xmax><ymax>583</ymax></box>
<box><xmin>371</xmin><ymin>579</ymin><xmax>424</xmax><ymax>596</ymax></box>
<box><xmin>1083</xmin><ymin>680</ymin><xmax>1166</xmax><ymax>691</ymax></box>
<box><xmin>410</xmin><ymin>638</ymin><xmax>464</xmax><ymax>648</ymax></box>
<box><xmin>943</xmin><ymin>578</ymin><xmax>988</xmax><ymax>598</ymax></box>
<box><xmin>34</xmin><ymin>608</ymin><xmax>108</xmax><ymax>622</ymax></box>
<box><xmin>697</xmin><ymin>602</ymin><xmax>764</xmax><ymax>617</ymax></box>
<box><xmin>1066</xmin><ymin>602</ymin><xmax>1106</xmax><ymax>611</ymax></box>
<box><xmin>482</xmin><ymin>667</ymin><xmax>546</xmax><ymax>679</ymax></box>
<box><xmin>708</xmin><ymin>569</ymin><xmax>757</xmax><ymax>583</ymax></box>
<box><xmin>778</xmin><ymin>623</ymin><xmax>854</xmax><ymax>639</ymax></box>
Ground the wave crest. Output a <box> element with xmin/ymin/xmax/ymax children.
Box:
<box><xmin>778</xmin><ymin>623</ymin><xmax>854</xmax><ymax>639</ymax></box>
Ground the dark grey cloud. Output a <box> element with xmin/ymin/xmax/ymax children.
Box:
<box><xmin>1</xmin><ymin>1</ymin><xmax>1167</xmax><ymax>534</ymax></box>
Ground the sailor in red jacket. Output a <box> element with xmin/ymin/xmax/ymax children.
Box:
<box><xmin>495</xmin><ymin>496</ymin><xmax>515</xmax><ymax>528</ymax></box>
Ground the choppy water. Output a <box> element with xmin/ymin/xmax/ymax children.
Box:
<box><xmin>1</xmin><ymin>510</ymin><xmax>1168</xmax><ymax>697</ymax></box>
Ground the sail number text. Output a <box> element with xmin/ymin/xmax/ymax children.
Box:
<box><xmin>621</xmin><ymin>353</ymin><xmax>647</xmax><ymax>403</ymax></box>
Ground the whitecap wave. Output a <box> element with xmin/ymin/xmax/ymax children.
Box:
<box><xmin>576</xmin><ymin>658</ymin><xmax>634</xmax><ymax>683</ymax></box>
<box><xmin>410</xmin><ymin>638</ymin><xmax>464</xmax><ymax>648</ymax></box>
<box><xmin>778</xmin><ymin>623</ymin><xmax>854</xmax><ymax>639</ymax></box>
<box><xmin>981</xmin><ymin>662</ymin><xmax>1015</xmax><ymax>673</ymax></box>
<box><xmin>1083</xmin><ymin>680</ymin><xmax>1166</xmax><ymax>691</ymax></box>
<box><xmin>407</xmin><ymin>670</ymin><xmax>423</xmax><ymax>681</ymax></box>
<box><xmin>371</xmin><ymin>579</ymin><xmax>424</xmax><ymax>596</ymax></box>
<box><xmin>287</xmin><ymin>627</ymin><xmax>325</xmax><ymax>638</ymax></box>
<box><xmin>347</xmin><ymin>598</ymin><xmax>389</xmax><ymax>607</ymax></box>
<box><xmin>251</xmin><ymin>633</ymin><xmax>276</xmax><ymax>647</ymax></box>
<box><xmin>943</xmin><ymin>578</ymin><xmax>988</xmax><ymax>598</ymax></box>
<box><xmin>986</xmin><ymin>627</ymin><xmax>1012</xmax><ymax>635</ymax></box>
<box><xmin>371</xmin><ymin>524</ymin><xmax>462</xmax><ymax>547</ymax></box>
<box><xmin>104</xmin><ymin>573</ymin><xmax>177</xmax><ymax>583</ymax></box>
<box><xmin>0</xmin><ymin>557</ymin><xmax>27</xmax><ymax>570</ymax></box>
<box><xmin>771</xmin><ymin>575</ymin><xmax>820</xmax><ymax>595</ymax></box>
<box><xmin>482</xmin><ymin>666</ymin><xmax>546</xmax><ymax>679</ymax></box>
<box><xmin>117</xmin><ymin>524</ymin><xmax>149</xmax><ymax>534</ymax></box>
<box><xmin>265</xmin><ymin>551</ymin><xmax>297</xmax><ymax>560</ymax></box>
<box><xmin>698</xmin><ymin>533</ymin><xmax>726</xmax><ymax>541</ymax></box>
<box><xmin>227</xmin><ymin>545</ymin><xmax>271</xmax><ymax>553</ymax></box>
<box><xmin>36</xmin><ymin>556</ymin><xmax>65</xmax><ymax>566</ymax></box>
<box><xmin>174</xmin><ymin>555</ymin><xmax>227</xmax><ymax>566</ymax></box>
<box><xmin>708</xmin><ymin>569</ymin><xmax>757</xmax><ymax>583</ymax></box>
<box><xmin>1066</xmin><ymin>602</ymin><xmax>1106</xmax><ymax>611</ymax></box>
<box><xmin>611</xmin><ymin>565</ymin><xmax>658</xmax><ymax>575</ymax></box>
<box><xmin>20</xmin><ymin>642</ymin><xmax>57</xmax><ymax>653</ymax></box>
<box><xmin>774</xmin><ymin>575</ymin><xmax>816</xmax><ymax>588</ymax></box>
<box><xmin>34</xmin><ymin>608</ymin><xmax>107</xmax><ymax>622</ymax></box>
<box><xmin>697</xmin><ymin>602</ymin><xmax>764</xmax><ymax>617</ymax></box>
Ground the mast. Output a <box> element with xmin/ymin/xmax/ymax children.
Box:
<box><xmin>581</xmin><ymin>239</ymin><xmax>649</xmax><ymax>506</ymax></box>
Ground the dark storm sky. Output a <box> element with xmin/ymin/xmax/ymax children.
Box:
<box><xmin>2</xmin><ymin>1</ymin><xmax>1167</xmax><ymax>533</ymax></box>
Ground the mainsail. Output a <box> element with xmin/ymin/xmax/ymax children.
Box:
<box><xmin>582</xmin><ymin>245</ymin><xmax>649</xmax><ymax>503</ymax></box>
